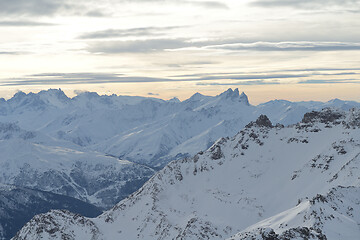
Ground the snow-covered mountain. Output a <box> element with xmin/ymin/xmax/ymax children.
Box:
<box><xmin>13</xmin><ymin>108</ymin><xmax>360</xmax><ymax>239</ymax></box>
<box><xmin>229</xmin><ymin>186</ymin><xmax>360</xmax><ymax>240</ymax></box>
<box><xmin>0</xmin><ymin>122</ymin><xmax>155</xmax><ymax>209</ymax></box>
<box><xmin>1</xmin><ymin>88</ymin><xmax>359</xmax><ymax>168</ymax></box>
<box><xmin>0</xmin><ymin>184</ymin><xmax>101</xmax><ymax>240</ymax></box>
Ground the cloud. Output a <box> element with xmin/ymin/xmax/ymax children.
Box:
<box><xmin>206</xmin><ymin>41</ymin><xmax>360</xmax><ymax>51</ymax></box>
<box><xmin>0</xmin><ymin>0</ymin><xmax>109</xmax><ymax>17</ymax></box>
<box><xmin>298</xmin><ymin>79</ymin><xmax>360</xmax><ymax>84</ymax></box>
<box><xmin>169</xmin><ymin>69</ymin><xmax>360</xmax><ymax>80</ymax></box>
<box><xmin>87</xmin><ymin>39</ymin><xmax>190</xmax><ymax>53</ymax></box>
<box><xmin>147</xmin><ymin>92</ymin><xmax>159</xmax><ymax>96</ymax></box>
<box><xmin>0</xmin><ymin>72</ymin><xmax>294</xmax><ymax>86</ymax></box>
<box><xmin>193</xmin><ymin>73</ymin><xmax>309</xmax><ymax>81</ymax></box>
<box><xmin>86</xmin><ymin>38</ymin><xmax>360</xmax><ymax>54</ymax></box>
<box><xmin>197</xmin><ymin>80</ymin><xmax>280</xmax><ymax>86</ymax></box>
<box><xmin>186</xmin><ymin>1</ymin><xmax>228</xmax><ymax>9</ymax></box>
<box><xmin>0</xmin><ymin>0</ymin><xmax>67</xmax><ymax>16</ymax></box>
<box><xmin>1</xmin><ymin>73</ymin><xmax>175</xmax><ymax>86</ymax></box>
<box><xmin>0</xmin><ymin>51</ymin><xmax>27</xmax><ymax>55</ymax></box>
<box><xmin>280</xmin><ymin>67</ymin><xmax>360</xmax><ymax>72</ymax></box>
<box><xmin>0</xmin><ymin>0</ymin><xmax>227</xmax><ymax>17</ymax></box>
<box><xmin>85</xmin><ymin>10</ymin><xmax>108</xmax><ymax>17</ymax></box>
<box><xmin>166</xmin><ymin>60</ymin><xmax>220</xmax><ymax>68</ymax></box>
<box><xmin>250</xmin><ymin>0</ymin><xmax>360</xmax><ymax>9</ymax></box>
<box><xmin>1</xmin><ymin>69</ymin><xmax>358</xmax><ymax>87</ymax></box>
<box><xmin>0</xmin><ymin>20</ymin><xmax>56</xmax><ymax>26</ymax></box>
<box><xmin>123</xmin><ymin>0</ymin><xmax>228</xmax><ymax>9</ymax></box>
<box><xmin>171</xmin><ymin>72</ymin><xmax>309</xmax><ymax>80</ymax></box>
<box><xmin>78</xmin><ymin>26</ymin><xmax>182</xmax><ymax>39</ymax></box>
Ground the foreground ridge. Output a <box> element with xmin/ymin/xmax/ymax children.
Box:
<box><xmin>13</xmin><ymin>108</ymin><xmax>360</xmax><ymax>239</ymax></box>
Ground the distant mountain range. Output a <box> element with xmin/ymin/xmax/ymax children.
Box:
<box><xmin>1</xmin><ymin>88</ymin><xmax>359</xmax><ymax>169</ymax></box>
<box><xmin>13</xmin><ymin>108</ymin><xmax>360</xmax><ymax>239</ymax></box>
<box><xmin>1</xmin><ymin>89</ymin><xmax>360</xmax><ymax>239</ymax></box>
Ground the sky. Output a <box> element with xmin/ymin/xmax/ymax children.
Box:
<box><xmin>0</xmin><ymin>0</ymin><xmax>360</xmax><ymax>104</ymax></box>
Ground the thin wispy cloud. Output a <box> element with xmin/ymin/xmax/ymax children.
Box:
<box><xmin>78</xmin><ymin>26</ymin><xmax>183</xmax><ymax>39</ymax></box>
<box><xmin>1</xmin><ymin>73</ymin><xmax>173</xmax><ymax>86</ymax></box>
<box><xmin>123</xmin><ymin>0</ymin><xmax>228</xmax><ymax>9</ymax></box>
<box><xmin>87</xmin><ymin>39</ymin><xmax>190</xmax><ymax>53</ymax></box>
<box><xmin>0</xmin><ymin>0</ymin><xmax>227</xmax><ymax>17</ymax></box>
<box><xmin>206</xmin><ymin>41</ymin><xmax>360</xmax><ymax>52</ymax></box>
<box><xmin>186</xmin><ymin>1</ymin><xmax>228</xmax><ymax>9</ymax></box>
<box><xmin>0</xmin><ymin>0</ymin><xmax>67</xmax><ymax>16</ymax></box>
<box><xmin>298</xmin><ymin>79</ymin><xmax>360</xmax><ymax>84</ymax></box>
<box><xmin>86</xmin><ymin>39</ymin><xmax>360</xmax><ymax>54</ymax></box>
<box><xmin>251</xmin><ymin>0</ymin><xmax>360</xmax><ymax>9</ymax></box>
<box><xmin>0</xmin><ymin>20</ymin><xmax>56</xmax><ymax>27</ymax></box>
<box><xmin>0</xmin><ymin>51</ymin><xmax>28</xmax><ymax>55</ymax></box>
<box><xmin>197</xmin><ymin>80</ymin><xmax>281</xmax><ymax>86</ymax></box>
<box><xmin>2</xmin><ymin>70</ymin><xmax>359</xmax><ymax>87</ymax></box>
<box><xmin>170</xmin><ymin>70</ymin><xmax>360</xmax><ymax>79</ymax></box>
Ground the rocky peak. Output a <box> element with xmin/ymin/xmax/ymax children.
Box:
<box><xmin>302</xmin><ymin>108</ymin><xmax>344</xmax><ymax>124</ymax></box>
<box><xmin>246</xmin><ymin>114</ymin><xmax>273</xmax><ymax>128</ymax></box>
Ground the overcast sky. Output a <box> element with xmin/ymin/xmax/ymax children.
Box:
<box><xmin>0</xmin><ymin>0</ymin><xmax>360</xmax><ymax>103</ymax></box>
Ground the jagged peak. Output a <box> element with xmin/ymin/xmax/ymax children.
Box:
<box><xmin>218</xmin><ymin>88</ymin><xmax>250</xmax><ymax>105</ymax></box>
<box><xmin>219</xmin><ymin>88</ymin><xmax>238</xmax><ymax>99</ymax></box>
<box><xmin>239</xmin><ymin>91</ymin><xmax>250</xmax><ymax>105</ymax></box>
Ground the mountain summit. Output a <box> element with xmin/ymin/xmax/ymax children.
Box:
<box><xmin>218</xmin><ymin>88</ymin><xmax>250</xmax><ymax>105</ymax></box>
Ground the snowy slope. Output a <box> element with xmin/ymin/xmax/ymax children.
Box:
<box><xmin>13</xmin><ymin>108</ymin><xmax>360</xmax><ymax>240</ymax></box>
<box><xmin>229</xmin><ymin>186</ymin><xmax>360</xmax><ymax>240</ymax></box>
<box><xmin>0</xmin><ymin>123</ymin><xmax>155</xmax><ymax>209</ymax></box>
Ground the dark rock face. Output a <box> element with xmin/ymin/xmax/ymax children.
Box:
<box><xmin>256</xmin><ymin>115</ymin><xmax>273</xmax><ymax>128</ymax></box>
<box><xmin>302</xmin><ymin>109</ymin><xmax>343</xmax><ymax>124</ymax></box>
<box><xmin>233</xmin><ymin>227</ymin><xmax>327</xmax><ymax>240</ymax></box>
<box><xmin>247</xmin><ymin>115</ymin><xmax>273</xmax><ymax>128</ymax></box>
<box><xmin>210</xmin><ymin>145</ymin><xmax>223</xmax><ymax>160</ymax></box>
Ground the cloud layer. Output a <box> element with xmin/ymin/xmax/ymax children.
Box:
<box><xmin>86</xmin><ymin>39</ymin><xmax>360</xmax><ymax>54</ymax></box>
<box><xmin>251</xmin><ymin>0</ymin><xmax>360</xmax><ymax>9</ymax></box>
<box><xmin>1</xmin><ymin>69</ymin><xmax>359</xmax><ymax>87</ymax></box>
